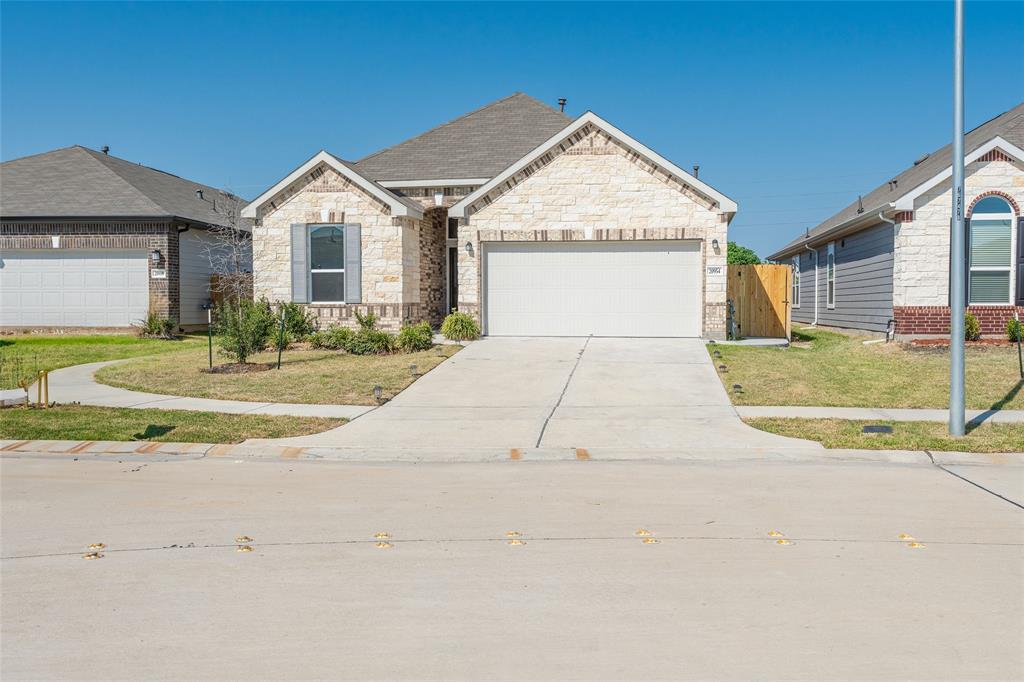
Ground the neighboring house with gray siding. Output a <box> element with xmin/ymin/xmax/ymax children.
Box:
<box><xmin>772</xmin><ymin>102</ymin><xmax>1024</xmax><ymax>337</ymax></box>
<box><xmin>791</xmin><ymin>222</ymin><xmax>894</xmax><ymax>333</ymax></box>
<box><xmin>0</xmin><ymin>146</ymin><xmax>250</xmax><ymax>330</ymax></box>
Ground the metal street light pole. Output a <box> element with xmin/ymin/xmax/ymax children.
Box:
<box><xmin>949</xmin><ymin>0</ymin><xmax>966</xmax><ymax>436</ymax></box>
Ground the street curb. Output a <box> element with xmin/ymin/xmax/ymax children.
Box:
<box><xmin>1</xmin><ymin>439</ymin><xmax>1019</xmax><ymax>465</ymax></box>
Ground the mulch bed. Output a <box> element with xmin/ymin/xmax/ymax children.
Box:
<box><xmin>202</xmin><ymin>362</ymin><xmax>274</xmax><ymax>375</ymax></box>
<box><xmin>911</xmin><ymin>338</ymin><xmax>1018</xmax><ymax>347</ymax></box>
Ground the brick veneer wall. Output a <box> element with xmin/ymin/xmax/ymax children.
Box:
<box><xmin>894</xmin><ymin>305</ymin><xmax>1024</xmax><ymax>336</ymax></box>
<box><xmin>418</xmin><ymin>207</ymin><xmax>448</xmax><ymax>326</ymax></box>
<box><xmin>0</xmin><ymin>220</ymin><xmax>179</xmax><ymax>324</ymax></box>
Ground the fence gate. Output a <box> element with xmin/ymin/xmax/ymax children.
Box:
<box><xmin>727</xmin><ymin>264</ymin><xmax>791</xmax><ymax>339</ymax></box>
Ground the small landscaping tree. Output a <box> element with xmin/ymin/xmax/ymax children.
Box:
<box><xmin>727</xmin><ymin>241</ymin><xmax>761</xmax><ymax>265</ymax></box>
<box><xmin>214</xmin><ymin>298</ymin><xmax>275</xmax><ymax>364</ymax></box>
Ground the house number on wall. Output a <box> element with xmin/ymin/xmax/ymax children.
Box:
<box><xmin>151</xmin><ymin>268</ymin><xmax>167</xmax><ymax>279</ymax></box>
<box><xmin>706</xmin><ymin>266</ymin><xmax>723</xmax><ymax>275</ymax></box>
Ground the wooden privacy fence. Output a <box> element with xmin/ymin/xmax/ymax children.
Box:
<box><xmin>727</xmin><ymin>264</ymin><xmax>792</xmax><ymax>339</ymax></box>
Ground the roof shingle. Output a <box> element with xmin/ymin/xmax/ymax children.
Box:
<box><xmin>1</xmin><ymin>146</ymin><xmax>244</xmax><ymax>226</ymax></box>
<box><xmin>355</xmin><ymin>92</ymin><xmax>572</xmax><ymax>182</ymax></box>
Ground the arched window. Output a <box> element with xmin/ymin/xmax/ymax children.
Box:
<box><xmin>967</xmin><ymin>195</ymin><xmax>1014</xmax><ymax>304</ymax></box>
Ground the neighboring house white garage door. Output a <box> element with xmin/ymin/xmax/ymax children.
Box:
<box><xmin>0</xmin><ymin>250</ymin><xmax>149</xmax><ymax>327</ymax></box>
<box><xmin>483</xmin><ymin>240</ymin><xmax>702</xmax><ymax>337</ymax></box>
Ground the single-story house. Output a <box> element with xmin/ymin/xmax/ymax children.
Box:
<box><xmin>0</xmin><ymin>146</ymin><xmax>250</xmax><ymax>329</ymax></box>
<box><xmin>770</xmin><ymin>102</ymin><xmax>1024</xmax><ymax>337</ymax></box>
<box><xmin>242</xmin><ymin>93</ymin><xmax>736</xmax><ymax>338</ymax></box>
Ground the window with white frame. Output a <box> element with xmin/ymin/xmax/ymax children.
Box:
<box><xmin>826</xmin><ymin>242</ymin><xmax>836</xmax><ymax>308</ymax></box>
<box><xmin>792</xmin><ymin>255</ymin><xmax>801</xmax><ymax>308</ymax></box>
<box><xmin>968</xmin><ymin>195</ymin><xmax>1014</xmax><ymax>304</ymax></box>
<box><xmin>309</xmin><ymin>225</ymin><xmax>345</xmax><ymax>303</ymax></box>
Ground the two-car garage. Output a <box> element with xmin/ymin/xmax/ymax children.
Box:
<box><xmin>0</xmin><ymin>250</ymin><xmax>150</xmax><ymax>327</ymax></box>
<box><xmin>482</xmin><ymin>240</ymin><xmax>703</xmax><ymax>337</ymax></box>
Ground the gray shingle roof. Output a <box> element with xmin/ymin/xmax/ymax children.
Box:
<box><xmin>771</xmin><ymin>101</ymin><xmax>1024</xmax><ymax>259</ymax></box>
<box><xmin>355</xmin><ymin>92</ymin><xmax>572</xmax><ymax>182</ymax></box>
<box><xmin>324</xmin><ymin>151</ymin><xmax>427</xmax><ymax>215</ymax></box>
<box><xmin>1</xmin><ymin>146</ymin><xmax>244</xmax><ymax>226</ymax></box>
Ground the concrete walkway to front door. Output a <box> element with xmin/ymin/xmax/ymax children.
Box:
<box><xmin>269</xmin><ymin>337</ymin><xmax>818</xmax><ymax>454</ymax></box>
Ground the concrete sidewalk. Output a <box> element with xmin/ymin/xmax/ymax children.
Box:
<box><xmin>9</xmin><ymin>360</ymin><xmax>374</xmax><ymax>419</ymax></box>
<box><xmin>737</xmin><ymin>405</ymin><xmax>1024</xmax><ymax>424</ymax></box>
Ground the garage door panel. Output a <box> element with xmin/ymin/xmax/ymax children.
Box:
<box><xmin>484</xmin><ymin>240</ymin><xmax>702</xmax><ymax>337</ymax></box>
<box><xmin>0</xmin><ymin>250</ymin><xmax>149</xmax><ymax>327</ymax></box>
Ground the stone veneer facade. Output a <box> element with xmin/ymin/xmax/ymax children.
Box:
<box><xmin>251</xmin><ymin>165</ymin><xmax>446</xmax><ymax>330</ymax></box>
<box><xmin>455</xmin><ymin>126</ymin><xmax>730</xmax><ymax>338</ymax></box>
<box><xmin>0</xmin><ymin>220</ymin><xmax>179</xmax><ymax>325</ymax></box>
<box><xmin>892</xmin><ymin>154</ymin><xmax>1024</xmax><ymax>336</ymax></box>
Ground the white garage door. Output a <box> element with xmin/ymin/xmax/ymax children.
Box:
<box><xmin>483</xmin><ymin>240</ymin><xmax>702</xmax><ymax>337</ymax></box>
<box><xmin>0</xmin><ymin>250</ymin><xmax>150</xmax><ymax>327</ymax></box>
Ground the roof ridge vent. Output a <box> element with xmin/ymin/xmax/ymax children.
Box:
<box><xmin>913</xmin><ymin>152</ymin><xmax>930</xmax><ymax>165</ymax></box>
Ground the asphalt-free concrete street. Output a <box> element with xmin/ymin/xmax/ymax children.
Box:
<box><xmin>267</xmin><ymin>337</ymin><xmax>815</xmax><ymax>452</ymax></box>
<box><xmin>2</xmin><ymin>453</ymin><xmax>1021</xmax><ymax>680</ymax></box>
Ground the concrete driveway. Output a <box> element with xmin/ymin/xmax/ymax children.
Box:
<box><xmin>274</xmin><ymin>337</ymin><xmax>816</xmax><ymax>453</ymax></box>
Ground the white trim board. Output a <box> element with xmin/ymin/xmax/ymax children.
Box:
<box><xmin>448</xmin><ymin>111</ymin><xmax>738</xmax><ymax>219</ymax></box>
<box><xmin>241</xmin><ymin>151</ymin><xmax>424</xmax><ymax>220</ymax></box>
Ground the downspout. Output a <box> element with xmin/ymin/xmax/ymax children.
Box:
<box><xmin>877</xmin><ymin>211</ymin><xmax>898</xmax><ymax>341</ymax></box>
<box><xmin>804</xmin><ymin>243</ymin><xmax>819</xmax><ymax>326</ymax></box>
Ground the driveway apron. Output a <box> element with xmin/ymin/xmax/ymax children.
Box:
<box><xmin>274</xmin><ymin>337</ymin><xmax>815</xmax><ymax>451</ymax></box>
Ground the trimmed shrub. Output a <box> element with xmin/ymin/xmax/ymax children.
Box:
<box><xmin>278</xmin><ymin>301</ymin><xmax>317</xmax><ymax>342</ymax></box>
<box><xmin>440</xmin><ymin>310</ymin><xmax>480</xmax><ymax>341</ymax></box>
<box><xmin>354</xmin><ymin>309</ymin><xmax>379</xmax><ymax>331</ymax></box>
<box><xmin>310</xmin><ymin>326</ymin><xmax>354</xmax><ymax>350</ymax></box>
<box><xmin>964</xmin><ymin>311</ymin><xmax>981</xmax><ymax>341</ymax></box>
<box><xmin>214</xmin><ymin>299</ymin><xmax>275</xmax><ymax>364</ymax></box>
<box><xmin>135</xmin><ymin>312</ymin><xmax>176</xmax><ymax>339</ymax></box>
<box><xmin>347</xmin><ymin>329</ymin><xmax>396</xmax><ymax>355</ymax></box>
<box><xmin>397</xmin><ymin>322</ymin><xmax>434</xmax><ymax>352</ymax></box>
<box><xmin>1007</xmin><ymin>317</ymin><xmax>1024</xmax><ymax>343</ymax></box>
<box><xmin>308</xmin><ymin>330</ymin><xmax>331</xmax><ymax>349</ymax></box>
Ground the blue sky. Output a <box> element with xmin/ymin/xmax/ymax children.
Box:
<box><xmin>2</xmin><ymin>1</ymin><xmax>1021</xmax><ymax>257</ymax></box>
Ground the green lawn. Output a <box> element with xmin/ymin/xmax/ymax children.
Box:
<box><xmin>96</xmin><ymin>344</ymin><xmax>460</xmax><ymax>405</ymax></box>
<box><xmin>712</xmin><ymin>328</ymin><xmax>1024</xmax><ymax>410</ymax></box>
<box><xmin>0</xmin><ymin>333</ymin><xmax>205</xmax><ymax>389</ymax></box>
<box><xmin>0</xmin><ymin>404</ymin><xmax>344</xmax><ymax>443</ymax></box>
<box><xmin>745</xmin><ymin>417</ymin><xmax>1024</xmax><ymax>453</ymax></box>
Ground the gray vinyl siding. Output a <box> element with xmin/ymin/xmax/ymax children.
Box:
<box><xmin>792</xmin><ymin>251</ymin><xmax>816</xmax><ymax>325</ymax></box>
<box><xmin>179</xmin><ymin>227</ymin><xmax>252</xmax><ymax>326</ymax></box>
<box><xmin>791</xmin><ymin>221</ymin><xmax>895</xmax><ymax>333</ymax></box>
<box><xmin>179</xmin><ymin>228</ymin><xmax>218</xmax><ymax>326</ymax></box>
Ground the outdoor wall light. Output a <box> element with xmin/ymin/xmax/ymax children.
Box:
<box><xmin>150</xmin><ymin>250</ymin><xmax>162</xmax><ymax>264</ymax></box>
<box><xmin>465</xmin><ymin>241</ymin><xmax>474</xmax><ymax>256</ymax></box>
<box><xmin>711</xmin><ymin>238</ymin><xmax>720</xmax><ymax>250</ymax></box>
